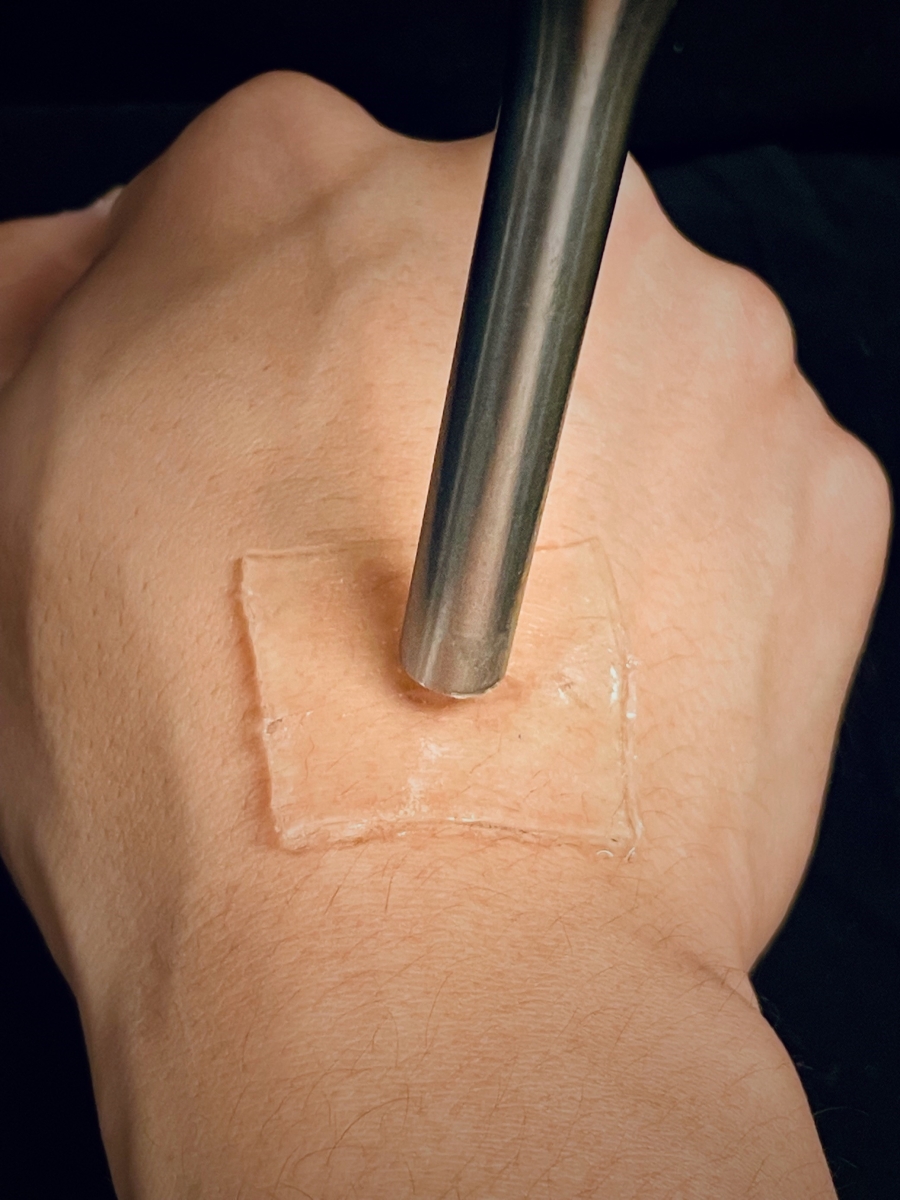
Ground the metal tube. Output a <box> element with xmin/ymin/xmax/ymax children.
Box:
<box><xmin>401</xmin><ymin>0</ymin><xmax>675</xmax><ymax>697</ymax></box>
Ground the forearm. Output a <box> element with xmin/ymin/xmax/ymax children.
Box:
<box><xmin>86</xmin><ymin>833</ymin><xmax>836</xmax><ymax>1200</ymax></box>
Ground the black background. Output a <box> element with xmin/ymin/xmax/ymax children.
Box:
<box><xmin>1</xmin><ymin>2</ymin><xmax>898</xmax><ymax>1198</ymax></box>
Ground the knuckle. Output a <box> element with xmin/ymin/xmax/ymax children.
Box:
<box><xmin>136</xmin><ymin>72</ymin><xmax>396</xmax><ymax>240</ymax></box>
<box><xmin>724</xmin><ymin>265</ymin><xmax>797</xmax><ymax>376</ymax></box>
<box><xmin>193</xmin><ymin>71</ymin><xmax>390</xmax><ymax>194</ymax></box>
<box><xmin>813</xmin><ymin>425</ymin><xmax>893</xmax><ymax>572</ymax></box>
<box><xmin>836</xmin><ymin>431</ymin><xmax>892</xmax><ymax>523</ymax></box>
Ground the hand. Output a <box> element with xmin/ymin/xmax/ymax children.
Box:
<box><xmin>0</xmin><ymin>73</ymin><xmax>890</xmax><ymax>1197</ymax></box>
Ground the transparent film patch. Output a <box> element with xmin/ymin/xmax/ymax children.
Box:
<box><xmin>239</xmin><ymin>539</ymin><xmax>640</xmax><ymax>854</ymax></box>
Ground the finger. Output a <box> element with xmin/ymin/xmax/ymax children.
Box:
<box><xmin>0</xmin><ymin>189</ymin><xmax>122</xmax><ymax>387</ymax></box>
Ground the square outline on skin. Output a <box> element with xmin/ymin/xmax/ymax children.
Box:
<box><xmin>239</xmin><ymin>538</ymin><xmax>640</xmax><ymax>855</ymax></box>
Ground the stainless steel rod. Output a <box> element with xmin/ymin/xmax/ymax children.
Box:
<box><xmin>401</xmin><ymin>0</ymin><xmax>675</xmax><ymax>697</ymax></box>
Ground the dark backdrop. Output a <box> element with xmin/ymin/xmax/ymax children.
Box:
<box><xmin>1</xmin><ymin>2</ymin><xmax>898</xmax><ymax>1198</ymax></box>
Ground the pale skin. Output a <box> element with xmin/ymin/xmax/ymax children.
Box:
<box><xmin>0</xmin><ymin>73</ymin><xmax>892</xmax><ymax>1198</ymax></box>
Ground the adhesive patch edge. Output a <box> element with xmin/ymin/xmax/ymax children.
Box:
<box><xmin>239</xmin><ymin>538</ymin><xmax>641</xmax><ymax>856</ymax></box>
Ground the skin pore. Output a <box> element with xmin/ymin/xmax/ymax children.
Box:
<box><xmin>0</xmin><ymin>73</ymin><xmax>892</xmax><ymax>1198</ymax></box>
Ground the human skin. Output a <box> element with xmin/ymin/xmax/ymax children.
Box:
<box><xmin>0</xmin><ymin>72</ymin><xmax>892</xmax><ymax>1198</ymax></box>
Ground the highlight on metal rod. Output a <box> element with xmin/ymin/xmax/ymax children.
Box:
<box><xmin>401</xmin><ymin>0</ymin><xmax>676</xmax><ymax>697</ymax></box>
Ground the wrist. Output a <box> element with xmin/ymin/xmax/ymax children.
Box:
<box><xmin>88</xmin><ymin>833</ymin><xmax>834</xmax><ymax>1199</ymax></box>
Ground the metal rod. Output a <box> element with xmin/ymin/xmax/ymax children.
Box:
<box><xmin>401</xmin><ymin>0</ymin><xmax>675</xmax><ymax>697</ymax></box>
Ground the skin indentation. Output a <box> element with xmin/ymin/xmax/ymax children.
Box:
<box><xmin>239</xmin><ymin>538</ymin><xmax>640</xmax><ymax>854</ymax></box>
